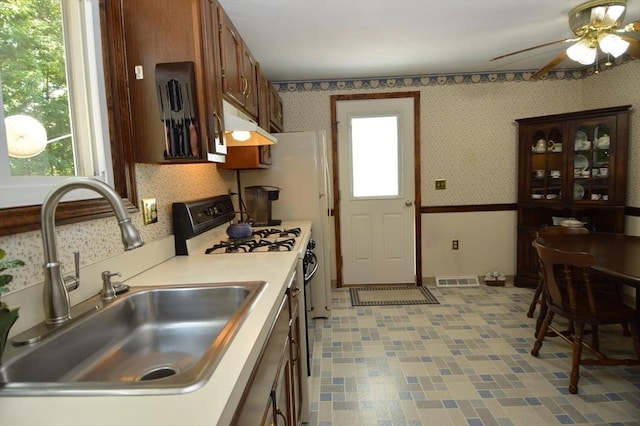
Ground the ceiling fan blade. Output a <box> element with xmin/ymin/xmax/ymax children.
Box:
<box><xmin>621</xmin><ymin>20</ymin><xmax>640</xmax><ymax>32</ymax></box>
<box><xmin>622</xmin><ymin>38</ymin><xmax>640</xmax><ymax>58</ymax></box>
<box><xmin>531</xmin><ymin>50</ymin><xmax>569</xmax><ymax>79</ymax></box>
<box><xmin>490</xmin><ymin>38</ymin><xmax>576</xmax><ymax>61</ymax></box>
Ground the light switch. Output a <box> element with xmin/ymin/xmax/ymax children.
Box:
<box><xmin>435</xmin><ymin>179</ymin><xmax>446</xmax><ymax>190</ymax></box>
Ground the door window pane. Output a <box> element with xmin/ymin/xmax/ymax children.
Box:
<box><xmin>350</xmin><ymin>115</ymin><xmax>400</xmax><ymax>198</ymax></box>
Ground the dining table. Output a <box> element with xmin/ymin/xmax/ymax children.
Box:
<box><xmin>540</xmin><ymin>232</ymin><xmax>640</xmax><ymax>308</ymax></box>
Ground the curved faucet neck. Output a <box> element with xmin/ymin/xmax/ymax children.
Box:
<box><xmin>41</xmin><ymin>177</ymin><xmax>143</xmax><ymax>325</ymax></box>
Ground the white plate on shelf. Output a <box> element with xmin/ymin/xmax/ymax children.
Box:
<box><xmin>574</xmin><ymin>154</ymin><xmax>588</xmax><ymax>171</ymax></box>
<box><xmin>561</xmin><ymin>218</ymin><xmax>587</xmax><ymax>228</ymax></box>
<box><xmin>574</xmin><ymin>130</ymin><xmax>588</xmax><ymax>146</ymax></box>
<box><xmin>573</xmin><ymin>183</ymin><xmax>585</xmax><ymax>200</ymax></box>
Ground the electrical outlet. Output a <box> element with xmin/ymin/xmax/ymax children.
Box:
<box><xmin>452</xmin><ymin>240</ymin><xmax>459</xmax><ymax>250</ymax></box>
<box><xmin>435</xmin><ymin>179</ymin><xmax>446</xmax><ymax>190</ymax></box>
<box><xmin>142</xmin><ymin>198</ymin><xmax>158</xmax><ymax>225</ymax></box>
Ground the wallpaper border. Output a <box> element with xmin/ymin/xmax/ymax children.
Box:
<box><xmin>273</xmin><ymin>56</ymin><xmax>633</xmax><ymax>92</ymax></box>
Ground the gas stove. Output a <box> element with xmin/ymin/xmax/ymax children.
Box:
<box><xmin>204</xmin><ymin>227</ymin><xmax>302</xmax><ymax>254</ymax></box>
<box><xmin>172</xmin><ymin>195</ymin><xmax>308</xmax><ymax>257</ymax></box>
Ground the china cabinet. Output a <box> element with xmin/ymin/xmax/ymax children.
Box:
<box><xmin>515</xmin><ymin>105</ymin><xmax>631</xmax><ymax>288</ymax></box>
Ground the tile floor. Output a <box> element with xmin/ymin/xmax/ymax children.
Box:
<box><xmin>305</xmin><ymin>284</ymin><xmax>640</xmax><ymax>425</ymax></box>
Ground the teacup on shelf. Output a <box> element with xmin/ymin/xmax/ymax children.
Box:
<box><xmin>575</xmin><ymin>140</ymin><xmax>591</xmax><ymax>150</ymax></box>
<box><xmin>595</xmin><ymin>135</ymin><xmax>610</xmax><ymax>149</ymax></box>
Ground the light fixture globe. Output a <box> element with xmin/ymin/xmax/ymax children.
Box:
<box><xmin>567</xmin><ymin>38</ymin><xmax>598</xmax><ymax>64</ymax></box>
<box><xmin>598</xmin><ymin>33</ymin><xmax>630</xmax><ymax>57</ymax></box>
<box><xmin>568</xmin><ymin>0</ymin><xmax>627</xmax><ymax>36</ymax></box>
<box><xmin>5</xmin><ymin>115</ymin><xmax>48</xmax><ymax>158</ymax></box>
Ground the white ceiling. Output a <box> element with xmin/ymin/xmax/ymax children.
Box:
<box><xmin>218</xmin><ymin>0</ymin><xmax>640</xmax><ymax>82</ymax></box>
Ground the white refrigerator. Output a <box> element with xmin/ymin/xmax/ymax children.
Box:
<box><xmin>241</xmin><ymin>131</ymin><xmax>332</xmax><ymax>319</ymax></box>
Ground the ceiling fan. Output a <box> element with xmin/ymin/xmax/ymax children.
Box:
<box><xmin>491</xmin><ymin>0</ymin><xmax>640</xmax><ymax>79</ymax></box>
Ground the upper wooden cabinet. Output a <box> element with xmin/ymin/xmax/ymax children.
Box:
<box><xmin>257</xmin><ymin>64</ymin><xmax>271</xmax><ymax>130</ymax></box>
<box><xmin>257</xmin><ymin>63</ymin><xmax>284</xmax><ymax>133</ymax></box>
<box><xmin>515</xmin><ymin>105</ymin><xmax>631</xmax><ymax>287</ymax></box>
<box><xmin>121</xmin><ymin>0</ymin><xmax>226</xmax><ymax>163</ymax></box>
<box><xmin>268</xmin><ymin>85</ymin><xmax>284</xmax><ymax>133</ymax></box>
<box><xmin>217</xmin><ymin>5</ymin><xmax>259</xmax><ymax>119</ymax></box>
<box><xmin>120</xmin><ymin>0</ymin><xmax>280</xmax><ymax>166</ymax></box>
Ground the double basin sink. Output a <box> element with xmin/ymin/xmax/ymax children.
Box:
<box><xmin>0</xmin><ymin>281</ymin><xmax>265</xmax><ymax>395</ymax></box>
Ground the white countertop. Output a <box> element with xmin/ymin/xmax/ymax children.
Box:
<box><xmin>0</xmin><ymin>221</ymin><xmax>311</xmax><ymax>426</ymax></box>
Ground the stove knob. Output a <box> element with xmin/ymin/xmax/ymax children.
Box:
<box><xmin>307</xmin><ymin>239</ymin><xmax>316</xmax><ymax>250</ymax></box>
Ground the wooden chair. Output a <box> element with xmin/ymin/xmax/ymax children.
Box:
<box><xmin>530</xmin><ymin>237</ymin><xmax>640</xmax><ymax>394</ymax></box>
<box><xmin>527</xmin><ymin>226</ymin><xmax>589</xmax><ymax>327</ymax></box>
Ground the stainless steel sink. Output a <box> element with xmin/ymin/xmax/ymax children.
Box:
<box><xmin>0</xmin><ymin>281</ymin><xmax>266</xmax><ymax>395</ymax></box>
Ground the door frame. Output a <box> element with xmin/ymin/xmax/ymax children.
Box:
<box><xmin>330</xmin><ymin>91</ymin><xmax>422</xmax><ymax>287</ymax></box>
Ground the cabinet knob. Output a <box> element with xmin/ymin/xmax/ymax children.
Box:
<box><xmin>290</xmin><ymin>287</ymin><xmax>301</xmax><ymax>298</ymax></box>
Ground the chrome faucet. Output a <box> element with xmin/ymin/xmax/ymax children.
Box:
<box><xmin>41</xmin><ymin>177</ymin><xmax>144</xmax><ymax>325</ymax></box>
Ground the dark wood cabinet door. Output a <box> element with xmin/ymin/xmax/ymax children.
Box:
<box><xmin>232</xmin><ymin>296</ymin><xmax>290</xmax><ymax>425</ymax></box>
<box><xmin>200</xmin><ymin>0</ymin><xmax>226</xmax><ymax>156</ymax></box>
<box><xmin>269</xmin><ymin>86</ymin><xmax>284</xmax><ymax>132</ymax></box>
<box><xmin>242</xmin><ymin>42</ymin><xmax>259</xmax><ymax>118</ymax></box>
<box><xmin>217</xmin><ymin>6</ymin><xmax>244</xmax><ymax>107</ymax></box>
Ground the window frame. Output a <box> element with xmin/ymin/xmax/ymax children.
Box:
<box><xmin>0</xmin><ymin>0</ymin><xmax>137</xmax><ymax>237</ymax></box>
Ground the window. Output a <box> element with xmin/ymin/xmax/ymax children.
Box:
<box><xmin>0</xmin><ymin>0</ymin><xmax>112</xmax><ymax>208</ymax></box>
<box><xmin>349</xmin><ymin>114</ymin><xmax>401</xmax><ymax>198</ymax></box>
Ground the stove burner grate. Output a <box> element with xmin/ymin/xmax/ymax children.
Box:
<box><xmin>253</xmin><ymin>227</ymin><xmax>301</xmax><ymax>238</ymax></box>
<box><xmin>205</xmin><ymin>236</ymin><xmax>297</xmax><ymax>254</ymax></box>
<box><xmin>249</xmin><ymin>238</ymin><xmax>296</xmax><ymax>252</ymax></box>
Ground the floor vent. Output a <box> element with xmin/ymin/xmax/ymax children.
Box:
<box><xmin>436</xmin><ymin>276</ymin><xmax>480</xmax><ymax>288</ymax></box>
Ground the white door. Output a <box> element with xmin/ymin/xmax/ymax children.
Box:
<box><xmin>337</xmin><ymin>97</ymin><xmax>415</xmax><ymax>285</ymax></box>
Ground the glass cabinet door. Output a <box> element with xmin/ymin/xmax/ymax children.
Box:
<box><xmin>570</xmin><ymin>117</ymin><xmax>614</xmax><ymax>203</ymax></box>
<box><xmin>528</xmin><ymin>125</ymin><xmax>563</xmax><ymax>201</ymax></box>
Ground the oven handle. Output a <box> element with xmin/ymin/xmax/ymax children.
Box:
<box><xmin>304</xmin><ymin>250</ymin><xmax>318</xmax><ymax>283</ymax></box>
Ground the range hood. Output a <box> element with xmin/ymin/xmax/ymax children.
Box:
<box><xmin>223</xmin><ymin>100</ymin><xmax>277</xmax><ymax>147</ymax></box>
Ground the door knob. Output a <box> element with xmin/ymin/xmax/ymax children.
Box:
<box><xmin>405</xmin><ymin>200</ymin><xmax>413</xmax><ymax>207</ymax></box>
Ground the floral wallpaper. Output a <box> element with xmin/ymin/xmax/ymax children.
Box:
<box><xmin>276</xmin><ymin>60</ymin><xmax>639</xmax><ymax>207</ymax></box>
<box><xmin>1</xmin><ymin>59</ymin><xmax>638</xmax><ymax>294</ymax></box>
<box><xmin>0</xmin><ymin>163</ymin><xmax>228</xmax><ymax>294</ymax></box>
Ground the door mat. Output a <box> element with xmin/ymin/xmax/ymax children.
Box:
<box><xmin>349</xmin><ymin>286</ymin><xmax>440</xmax><ymax>306</ymax></box>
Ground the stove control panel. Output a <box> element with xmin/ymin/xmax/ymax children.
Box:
<box><xmin>173</xmin><ymin>195</ymin><xmax>236</xmax><ymax>255</ymax></box>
